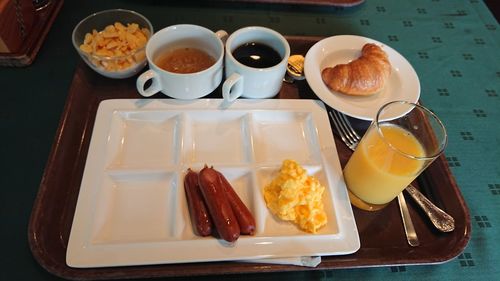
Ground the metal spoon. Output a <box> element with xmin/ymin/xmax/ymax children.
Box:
<box><xmin>398</xmin><ymin>193</ymin><xmax>420</xmax><ymax>246</ymax></box>
<box><xmin>288</xmin><ymin>54</ymin><xmax>455</xmax><ymax>233</ymax></box>
<box><xmin>406</xmin><ymin>185</ymin><xmax>455</xmax><ymax>232</ymax></box>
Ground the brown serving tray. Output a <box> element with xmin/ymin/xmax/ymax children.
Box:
<box><xmin>28</xmin><ymin>36</ymin><xmax>471</xmax><ymax>280</ymax></box>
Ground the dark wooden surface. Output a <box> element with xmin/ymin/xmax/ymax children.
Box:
<box><xmin>0</xmin><ymin>0</ymin><xmax>63</xmax><ymax>66</ymax></box>
<box><xmin>220</xmin><ymin>0</ymin><xmax>365</xmax><ymax>7</ymax></box>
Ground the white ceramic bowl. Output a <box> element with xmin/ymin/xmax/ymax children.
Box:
<box><xmin>72</xmin><ymin>9</ymin><xmax>153</xmax><ymax>79</ymax></box>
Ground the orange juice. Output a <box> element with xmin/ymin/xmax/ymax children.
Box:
<box><xmin>344</xmin><ymin>124</ymin><xmax>425</xmax><ymax>207</ymax></box>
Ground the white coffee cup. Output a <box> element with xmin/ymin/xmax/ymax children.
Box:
<box><xmin>136</xmin><ymin>24</ymin><xmax>227</xmax><ymax>99</ymax></box>
<box><xmin>222</xmin><ymin>26</ymin><xmax>290</xmax><ymax>102</ymax></box>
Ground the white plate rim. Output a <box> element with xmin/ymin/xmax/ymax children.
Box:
<box><xmin>304</xmin><ymin>35</ymin><xmax>420</xmax><ymax>121</ymax></box>
<box><xmin>66</xmin><ymin>98</ymin><xmax>360</xmax><ymax>268</ymax></box>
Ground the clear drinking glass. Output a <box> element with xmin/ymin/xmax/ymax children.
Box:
<box><xmin>343</xmin><ymin>101</ymin><xmax>448</xmax><ymax>211</ymax></box>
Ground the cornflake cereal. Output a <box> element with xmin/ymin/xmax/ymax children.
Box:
<box><xmin>79</xmin><ymin>22</ymin><xmax>150</xmax><ymax>71</ymax></box>
<box><xmin>263</xmin><ymin>159</ymin><xmax>327</xmax><ymax>233</ymax></box>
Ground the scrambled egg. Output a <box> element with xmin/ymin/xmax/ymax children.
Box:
<box><xmin>264</xmin><ymin>160</ymin><xmax>327</xmax><ymax>233</ymax></box>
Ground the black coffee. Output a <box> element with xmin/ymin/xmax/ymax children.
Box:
<box><xmin>232</xmin><ymin>42</ymin><xmax>281</xmax><ymax>68</ymax></box>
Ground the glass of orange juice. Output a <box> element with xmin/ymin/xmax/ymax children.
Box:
<box><xmin>344</xmin><ymin>101</ymin><xmax>447</xmax><ymax>211</ymax></box>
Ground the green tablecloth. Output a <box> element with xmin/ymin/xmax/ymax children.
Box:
<box><xmin>1</xmin><ymin>0</ymin><xmax>498</xmax><ymax>280</ymax></box>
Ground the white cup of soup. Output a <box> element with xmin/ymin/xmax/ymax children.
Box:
<box><xmin>136</xmin><ymin>24</ymin><xmax>227</xmax><ymax>99</ymax></box>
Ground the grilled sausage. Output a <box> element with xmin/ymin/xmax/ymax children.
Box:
<box><xmin>184</xmin><ymin>168</ymin><xmax>213</xmax><ymax>236</ymax></box>
<box><xmin>198</xmin><ymin>165</ymin><xmax>240</xmax><ymax>242</ymax></box>
<box><xmin>216</xmin><ymin>171</ymin><xmax>256</xmax><ymax>235</ymax></box>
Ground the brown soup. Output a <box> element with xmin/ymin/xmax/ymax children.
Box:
<box><xmin>155</xmin><ymin>47</ymin><xmax>216</xmax><ymax>74</ymax></box>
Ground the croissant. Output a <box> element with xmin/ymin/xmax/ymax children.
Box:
<box><xmin>321</xmin><ymin>43</ymin><xmax>391</xmax><ymax>96</ymax></box>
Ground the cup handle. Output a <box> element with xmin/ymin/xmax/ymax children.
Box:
<box><xmin>222</xmin><ymin>73</ymin><xmax>243</xmax><ymax>103</ymax></box>
<box><xmin>215</xmin><ymin>30</ymin><xmax>228</xmax><ymax>44</ymax></box>
<box><xmin>136</xmin><ymin>69</ymin><xmax>161</xmax><ymax>97</ymax></box>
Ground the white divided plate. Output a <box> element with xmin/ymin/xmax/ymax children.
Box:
<box><xmin>66</xmin><ymin>99</ymin><xmax>360</xmax><ymax>268</ymax></box>
<box><xmin>304</xmin><ymin>35</ymin><xmax>420</xmax><ymax>121</ymax></box>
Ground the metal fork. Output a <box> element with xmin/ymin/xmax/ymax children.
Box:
<box><xmin>329</xmin><ymin>109</ymin><xmax>455</xmax><ymax>234</ymax></box>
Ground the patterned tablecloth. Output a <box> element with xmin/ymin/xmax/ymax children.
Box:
<box><xmin>0</xmin><ymin>0</ymin><xmax>498</xmax><ymax>280</ymax></box>
<box><xmin>226</xmin><ymin>2</ymin><xmax>500</xmax><ymax>280</ymax></box>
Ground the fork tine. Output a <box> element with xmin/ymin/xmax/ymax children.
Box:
<box><xmin>329</xmin><ymin>110</ymin><xmax>357</xmax><ymax>150</ymax></box>
<box><xmin>330</xmin><ymin>110</ymin><xmax>358</xmax><ymax>149</ymax></box>
<box><xmin>339</xmin><ymin>113</ymin><xmax>361</xmax><ymax>143</ymax></box>
<box><xmin>334</xmin><ymin>111</ymin><xmax>357</xmax><ymax>146</ymax></box>
<box><xmin>329</xmin><ymin>111</ymin><xmax>347</xmax><ymax>143</ymax></box>
<box><xmin>332</xmin><ymin>111</ymin><xmax>354</xmax><ymax>148</ymax></box>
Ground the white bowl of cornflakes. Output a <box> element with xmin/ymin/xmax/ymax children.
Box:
<box><xmin>72</xmin><ymin>9</ymin><xmax>153</xmax><ymax>79</ymax></box>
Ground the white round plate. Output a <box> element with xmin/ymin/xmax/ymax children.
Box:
<box><xmin>304</xmin><ymin>35</ymin><xmax>420</xmax><ymax>121</ymax></box>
